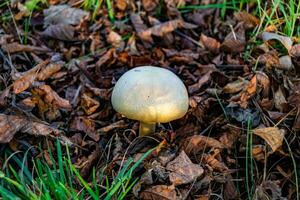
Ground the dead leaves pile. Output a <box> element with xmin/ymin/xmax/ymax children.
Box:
<box><xmin>0</xmin><ymin>0</ymin><xmax>299</xmax><ymax>199</ymax></box>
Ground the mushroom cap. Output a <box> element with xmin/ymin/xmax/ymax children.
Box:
<box><xmin>111</xmin><ymin>66</ymin><xmax>189</xmax><ymax>123</ymax></box>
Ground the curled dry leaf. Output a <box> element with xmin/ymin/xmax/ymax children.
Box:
<box><xmin>37</xmin><ymin>62</ymin><xmax>64</xmax><ymax>81</ymax></box>
<box><xmin>258</xmin><ymin>51</ymin><xmax>280</xmax><ymax>69</ymax></box>
<box><xmin>0</xmin><ymin>114</ymin><xmax>60</xmax><ymax>143</ymax></box>
<box><xmin>1</xmin><ymin>42</ymin><xmax>51</xmax><ymax>54</ymax></box>
<box><xmin>107</xmin><ymin>31</ymin><xmax>125</xmax><ymax>51</ymax></box>
<box><xmin>43</xmin><ymin>5</ymin><xmax>89</xmax><ymax>26</ymax></box>
<box><xmin>181</xmin><ymin>135</ymin><xmax>225</xmax><ymax>155</ymax></box>
<box><xmin>200</xmin><ymin>34</ymin><xmax>220</xmax><ymax>54</ymax></box>
<box><xmin>223</xmin><ymin>78</ymin><xmax>249</xmax><ymax>94</ymax></box>
<box><xmin>221</xmin><ymin>25</ymin><xmax>246</xmax><ymax>53</ymax></box>
<box><xmin>33</xmin><ymin>84</ymin><xmax>72</xmax><ymax>110</ymax></box>
<box><xmin>188</xmin><ymin>71</ymin><xmax>213</xmax><ymax>94</ymax></box>
<box><xmin>166</xmin><ymin>151</ymin><xmax>204</xmax><ymax>186</ymax></box>
<box><xmin>234</xmin><ymin>12</ymin><xmax>260</xmax><ymax>29</ymax></box>
<box><xmin>202</xmin><ymin>151</ymin><xmax>229</xmax><ymax>172</ymax></box>
<box><xmin>262</xmin><ymin>32</ymin><xmax>293</xmax><ymax>51</ymax></box>
<box><xmin>130</xmin><ymin>13</ymin><xmax>153</xmax><ymax>45</ymax></box>
<box><xmin>239</xmin><ymin>75</ymin><xmax>257</xmax><ymax>108</ymax></box>
<box><xmin>70</xmin><ymin>117</ymin><xmax>99</xmax><ymax>141</ymax></box>
<box><xmin>139</xmin><ymin>19</ymin><xmax>196</xmax><ymax>42</ymax></box>
<box><xmin>81</xmin><ymin>93</ymin><xmax>100</xmax><ymax>115</ymax></box>
<box><xmin>140</xmin><ymin>185</ymin><xmax>181</xmax><ymax>200</ymax></box>
<box><xmin>13</xmin><ymin>60</ymin><xmax>49</xmax><ymax>94</ymax></box>
<box><xmin>252</xmin><ymin>127</ymin><xmax>285</xmax><ymax>152</ymax></box>
<box><xmin>42</xmin><ymin>24</ymin><xmax>75</xmax><ymax>41</ymax></box>
<box><xmin>289</xmin><ymin>44</ymin><xmax>300</xmax><ymax>58</ymax></box>
<box><xmin>97</xmin><ymin>120</ymin><xmax>126</xmax><ymax>134</ymax></box>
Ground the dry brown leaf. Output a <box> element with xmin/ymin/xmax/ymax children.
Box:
<box><xmin>139</xmin><ymin>19</ymin><xmax>196</xmax><ymax>42</ymax></box>
<box><xmin>223</xmin><ymin>78</ymin><xmax>249</xmax><ymax>94</ymax></box>
<box><xmin>42</xmin><ymin>24</ymin><xmax>75</xmax><ymax>41</ymax></box>
<box><xmin>140</xmin><ymin>185</ymin><xmax>181</xmax><ymax>200</ymax></box>
<box><xmin>43</xmin><ymin>5</ymin><xmax>88</xmax><ymax>26</ymax></box>
<box><xmin>0</xmin><ymin>114</ymin><xmax>60</xmax><ymax>143</ymax></box>
<box><xmin>1</xmin><ymin>42</ymin><xmax>51</xmax><ymax>54</ymax></box>
<box><xmin>188</xmin><ymin>71</ymin><xmax>213</xmax><ymax>94</ymax></box>
<box><xmin>200</xmin><ymin>34</ymin><xmax>220</xmax><ymax>54</ymax></box>
<box><xmin>252</xmin><ymin>145</ymin><xmax>266</xmax><ymax>161</ymax></box>
<box><xmin>81</xmin><ymin>93</ymin><xmax>100</xmax><ymax>115</ymax></box>
<box><xmin>289</xmin><ymin>44</ymin><xmax>300</xmax><ymax>58</ymax></box>
<box><xmin>181</xmin><ymin>135</ymin><xmax>225</xmax><ymax>155</ymax></box>
<box><xmin>115</xmin><ymin>0</ymin><xmax>127</xmax><ymax>11</ymax></box>
<box><xmin>274</xmin><ymin>87</ymin><xmax>288</xmax><ymax>112</ymax></box>
<box><xmin>221</xmin><ymin>25</ymin><xmax>246</xmax><ymax>53</ymax></box>
<box><xmin>202</xmin><ymin>152</ymin><xmax>229</xmax><ymax>172</ymax></box>
<box><xmin>97</xmin><ymin>120</ymin><xmax>126</xmax><ymax>134</ymax></box>
<box><xmin>262</xmin><ymin>32</ymin><xmax>293</xmax><ymax>51</ymax></box>
<box><xmin>253</xmin><ymin>127</ymin><xmax>285</xmax><ymax>152</ymax></box>
<box><xmin>70</xmin><ymin>117</ymin><xmax>99</xmax><ymax>141</ymax></box>
<box><xmin>166</xmin><ymin>151</ymin><xmax>204</xmax><ymax>186</ymax></box>
<box><xmin>13</xmin><ymin>60</ymin><xmax>49</xmax><ymax>94</ymax></box>
<box><xmin>258</xmin><ymin>51</ymin><xmax>280</xmax><ymax>69</ymax></box>
<box><xmin>234</xmin><ymin>12</ymin><xmax>260</xmax><ymax>29</ymax></box>
<box><xmin>130</xmin><ymin>13</ymin><xmax>153</xmax><ymax>45</ymax></box>
<box><xmin>33</xmin><ymin>84</ymin><xmax>72</xmax><ymax>110</ymax></box>
<box><xmin>107</xmin><ymin>31</ymin><xmax>125</xmax><ymax>51</ymax></box>
<box><xmin>37</xmin><ymin>62</ymin><xmax>63</xmax><ymax>81</ymax></box>
<box><xmin>142</xmin><ymin>0</ymin><xmax>159</xmax><ymax>11</ymax></box>
<box><xmin>239</xmin><ymin>75</ymin><xmax>257</xmax><ymax>108</ymax></box>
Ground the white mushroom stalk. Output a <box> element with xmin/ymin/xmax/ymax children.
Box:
<box><xmin>111</xmin><ymin>66</ymin><xmax>189</xmax><ymax>136</ymax></box>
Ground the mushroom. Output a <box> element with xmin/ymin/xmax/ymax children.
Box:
<box><xmin>111</xmin><ymin>66</ymin><xmax>189</xmax><ymax>136</ymax></box>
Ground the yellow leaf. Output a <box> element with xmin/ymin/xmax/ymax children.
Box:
<box><xmin>253</xmin><ymin>127</ymin><xmax>284</xmax><ymax>152</ymax></box>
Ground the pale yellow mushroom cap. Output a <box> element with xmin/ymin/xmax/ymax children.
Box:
<box><xmin>111</xmin><ymin>66</ymin><xmax>189</xmax><ymax>123</ymax></box>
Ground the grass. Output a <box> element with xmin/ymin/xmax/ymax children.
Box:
<box><xmin>82</xmin><ymin>0</ymin><xmax>114</xmax><ymax>22</ymax></box>
<box><xmin>0</xmin><ymin>139</ymin><xmax>156</xmax><ymax>199</ymax></box>
<box><xmin>245</xmin><ymin>117</ymin><xmax>254</xmax><ymax>199</ymax></box>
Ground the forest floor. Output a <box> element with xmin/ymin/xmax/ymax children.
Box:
<box><xmin>0</xmin><ymin>0</ymin><xmax>300</xmax><ymax>199</ymax></box>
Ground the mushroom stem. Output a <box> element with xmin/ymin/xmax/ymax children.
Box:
<box><xmin>139</xmin><ymin>122</ymin><xmax>156</xmax><ymax>136</ymax></box>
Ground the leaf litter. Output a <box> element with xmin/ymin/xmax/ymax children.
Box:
<box><xmin>0</xmin><ymin>1</ymin><xmax>299</xmax><ymax>199</ymax></box>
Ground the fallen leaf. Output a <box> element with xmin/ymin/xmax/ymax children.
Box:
<box><xmin>289</xmin><ymin>44</ymin><xmax>300</xmax><ymax>58</ymax></box>
<box><xmin>42</xmin><ymin>24</ymin><xmax>75</xmax><ymax>41</ymax></box>
<box><xmin>13</xmin><ymin>60</ymin><xmax>49</xmax><ymax>94</ymax></box>
<box><xmin>37</xmin><ymin>62</ymin><xmax>64</xmax><ymax>81</ymax></box>
<box><xmin>202</xmin><ymin>151</ymin><xmax>229</xmax><ymax>172</ymax></box>
<box><xmin>142</xmin><ymin>0</ymin><xmax>159</xmax><ymax>11</ymax></box>
<box><xmin>255</xmin><ymin>181</ymin><xmax>284</xmax><ymax>200</ymax></box>
<box><xmin>97</xmin><ymin>120</ymin><xmax>126</xmax><ymax>134</ymax></box>
<box><xmin>130</xmin><ymin>13</ymin><xmax>153</xmax><ymax>45</ymax></box>
<box><xmin>107</xmin><ymin>30</ymin><xmax>125</xmax><ymax>51</ymax></box>
<box><xmin>223</xmin><ymin>78</ymin><xmax>249</xmax><ymax>94</ymax></box>
<box><xmin>43</xmin><ymin>5</ymin><xmax>89</xmax><ymax>26</ymax></box>
<box><xmin>181</xmin><ymin>135</ymin><xmax>225</xmax><ymax>155</ymax></box>
<box><xmin>262</xmin><ymin>32</ymin><xmax>293</xmax><ymax>51</ymax></box>
<box><xmin>274</xmin><ymin>87</ymin><xmax>288</xmax><ymax>112</ymax></box>
<box><xmin>253</xmin><ymin>127</ymin><xmax>285</xmax><ymax>152</ymax></box>
<box><xmin>200</xmin><ymin>34</ymin><xmax>220</xmax><ymax>53</ymax></box>
<box><xmin>234</xmin><ymin>12</ymin><xmax>260</xmax><ymax>29</ymax></box>
<box><xmin>166</xmin><ymin>151</ymin><xmax>204</xmax><ymax>186</ymax></box>
<box><xmin>81</xmin><ymin>93</ymin><xmax>100</xmax><ymax>115</ymax></box>
<box><xmin>0</xmin><ymin>114</ymin><xmax>60</xmax><ymax>143</ymax></box>
<box><xmin>140</xmin><ymin>185</ymin><xmax>181</xmax><ymax>200</ymax></box>
<box><xmin>225</xmin><ymin>105</ymin><xmax>261</xmax><ymax>127</ymax></box>
<box><xmin>258</xmin><ymin>51</ymin><xmax>280</xmax><ymax>69</ymax></box>
<box><xmin>188</xmin><ymin>71</ymin><xmax>213</xmax><ymax>94</ymax></box>
<box><xmin>1</xmin><ymin>42</ymin><xmax>51</xmax><ymax>54</ymax></box>
<box><xmin>139</xmin><ymin>19</ymin><xmax>196</xmax><ymax>42</ymax></box>
<box><xmin>32</xmin><ymin>84</ymin><xmax>72</xmax><ymax>110</ymax></box>
<box><xmin>239</xmin><ymin>75</ymin><xmax>257</xmax><ymax>108</ymax></box>
<box><xmin>70</xmin><ymin>117</ymin><xmax>99</xmax><ymax>141</ymax></box>
<box><xmin>115</xmin><ymin>0</ymin><xmax>127</xmax><ymax>11</ymax></box>
<box><xmin>221</xmin><ymin>25</ymin><xmax>246</xmax><ymax>53</ymax></box>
